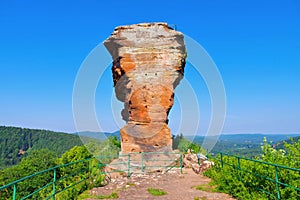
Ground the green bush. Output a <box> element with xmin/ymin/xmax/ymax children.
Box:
<box><xmin>173</xmin><ymin>133</ymin><xmax>205</xmax><ymax>154</ymax></box>
<box><xmin>205</xmin><ymin>138</ymin><xmax>300</xmax><ymax>199</ymax></box>
<box><xmin>0</xmin><ymin>136</ymin><xmax>121</xmax><ymax>200</ymax></box>
<box><xmin>0</xmin><ymin>149</ymin><xmax>57</xmax><ymax>199</ymax></box>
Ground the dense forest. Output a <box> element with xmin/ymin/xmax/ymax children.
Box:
<box><xmin>0</xmin><ymin>126</ymin><xmax>85</xmax><ymax>169</ymax></box>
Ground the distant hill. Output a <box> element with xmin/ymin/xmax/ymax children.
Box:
<box><xmin>2</xmin><ymin>125</ymin><xmax>298</xmax><ymax>168</ymax></box>
<box><xmin>188</xmin><ymin>133</ymin><xmax>300</xmax><ymax>157</ymax></box>
<box><xmin>73</xmin><ymin>132</ymin><xmax>300</xmax><ymax>157</ymax></box>
<box><xmin>72</xmin><ymin>131</ymin><xmax>120</xmax><ymax>140</ymax></box>
<box><xmin>0</xmin><ymin>126</ymin><xmax>89</xmax><ymax>169</ymax></box>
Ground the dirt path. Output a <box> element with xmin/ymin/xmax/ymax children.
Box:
<box><xmin>86</xmin><ymin>168</ymin><xmax>235</xmax><ymax>200</ymax></box>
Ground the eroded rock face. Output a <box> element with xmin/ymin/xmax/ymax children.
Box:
<box><xmin>104</xmin><ymin>22</ymin><xmax>186</xmax><ymax>153</ymax></box>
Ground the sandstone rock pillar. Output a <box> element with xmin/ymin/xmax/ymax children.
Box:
<box><xmin>104</xmin><ymin>23</ymin><xmax>186</xmax><ymax>154</ymax></box>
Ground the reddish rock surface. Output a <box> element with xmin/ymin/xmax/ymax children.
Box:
<box><xmin>104</xmin><ymin>22</ymin><xmax>186</xmax><ymax>153</ymax></box>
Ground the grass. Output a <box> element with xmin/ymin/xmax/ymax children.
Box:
<box><xmin>78</xmin><ymin>190</ymin><xmax>118</xmax><ymax>199</ymax></box>
<box><xmin>126</xmin><ymin>182</ymin><xmax>136</xmax><ymax>187</ymax></box>
<box><xmin>97</xmin><ymin>191</ymin><xmax>118</xmax><ymax>199</ymax></box>
<box><xmin>147</xmin><ymin>187</ymin><xmax>167</xmax><ymax>196</ymax></box>
<box><xmin>194</xmin><ymin>197</ymin><xmax>207</xmax><ymax>200</ymax></box>
<box><xmin>193</xmin><ymin>183</ymin><xmax>216</xmax><ymax>193</ymax></box>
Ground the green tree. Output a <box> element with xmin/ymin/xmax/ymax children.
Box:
<box><xmin>0</xmin><ymin>149</ymin><xmax>57</xmax><ymax>199</ymax></box>
<box><xmin>178</xmin><ymin>137</ymin><xmax>192</xmax><ymax>152</ymax></box>
<box><xmin>177</xmin><ymin>136</ymin><xmax>204</xmax><ymax>154</ymax></box>
<box><xmin>0</xmin><ymin>137</ymin><xmax>121</xmax><ymax>200</ymax></box>
<box><xmin>86</xmin><ymin>136</ymin><xmax>120</xmax><ymax>163</ymax></box>
<box><xmin>58</xmin><ymin>145</ymin><xmax>92</xmax><ymax>164</ymax></box>
<box><xmin>53</xmin><ymin>146</ymin><xmax>92</xmax><ymax>199</ymax></box>
<box><xmin>172</xmin><ymin>133</ymin><xmax>183</xmax><ymax>149</ymax></box>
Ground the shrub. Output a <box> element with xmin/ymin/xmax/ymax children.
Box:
<box><xmin>205</xmin><ymin>138</ymin><xmax>300</xmax><ymax>199</ymax></box>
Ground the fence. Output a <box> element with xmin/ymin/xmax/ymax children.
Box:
<box><xmin>0</xmin><ymin>152</ymin><xmax>182</xmax><ymax>199</ymax></box>
<box><xmin>0</xmin><ymin>157</ymin><xmax>99</xmax><ymax>200</ymax></box>
<box><xmin>216</xmin><ymin>152</ymin><xmax>300</xmax><ymax>199</ymax></box>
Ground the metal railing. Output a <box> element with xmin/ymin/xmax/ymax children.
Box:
<box><xmin>126</xmin><ymin>152</ymin><xmax>183</xmax><ymax>174</ymax></box>
<box><xmin>0</xmin><ymin>157</ymin><xmax>99</xmax><ymax>200</ymax></box>
<box><xmin>216</xmin><ymin>152</ymin><xmax>300</xmax><ymax>199</ymax></box>
<box><xmin>0</xmin><ymin>152</ymin><xmax>182</xmax><ymax>199</ymax></box>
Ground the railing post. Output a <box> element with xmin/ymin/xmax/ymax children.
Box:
<box><xmin>180</xmin><ymin>154</ymin><xmax>183</xmax><ymax>174</ymax></box>
<box><xmin>220</xmin><ymin>153</ymin><xmax>223</xmax><ymax>168</ymax></box>
<box><xmin>275</xmin><ymin>166</ymin><xmax>281</xmax><ymax>199</ymax></box>
<box><xmin>52</xmin><ymin>168</ymin><xmax>57</xmax><ymax>200</ymax></box>
<box><xmin>127</xmin><ymin>154</ymin><xmax>131</xmax><ymax>177</ymax></box>
<box><xmin>141</xmin><ymin>152</ymin><xmax>145</xmax><ymax>172</ymax></box>
<box><xmin>12</xmin><ymin>183</ymin><xmax>17</xmax><ymax>200</ymax></box>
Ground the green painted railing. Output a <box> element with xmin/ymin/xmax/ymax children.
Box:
<box><xmin>125</xmin><ymin>151</ymin><xmax>183</xmax><ymax>174</ymax></box>
<box><xmin>216</xmin><ymin>152</ymin><xmax>300</xmax><ymax>200</ymax></box>
<box><xmin>0</xmin><ymin>152</ymin><xmax>182</xmax><ymax>199</ymax></box>
<box><xmin>0</xmin><ymin>157</ymin><xmax>98</xmax><ymax>200</ymax></box>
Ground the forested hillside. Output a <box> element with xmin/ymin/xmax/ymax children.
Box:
<box><xmin>0</xmin><ymin>126</ymin><xmax>84</xmax><ymax>169</ymax></box>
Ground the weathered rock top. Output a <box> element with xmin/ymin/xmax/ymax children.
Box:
<box><xmin>104</xmin><ymin>22</ymin><xmax>185</xmax><ymax>59</ymax></box>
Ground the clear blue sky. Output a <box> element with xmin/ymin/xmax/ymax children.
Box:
<box><xmin>0</xmin><ymin>0</ymin><xmax>299</xmax><ymax>134</ymax></box>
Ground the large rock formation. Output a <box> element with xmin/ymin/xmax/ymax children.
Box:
<box><xmin>104</xmin><ymin>22</ymin><xmax>186</xmax><ymax>153</ymax></box>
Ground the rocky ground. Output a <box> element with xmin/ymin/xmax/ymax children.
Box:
<box><xmin>84</xmin><ymin>168</ymin><xmax>235</xmax><ymax>200</ymax></box>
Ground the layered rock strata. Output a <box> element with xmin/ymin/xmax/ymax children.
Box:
<box><xmin>104</xmin><ymin>22</ymin><xmax>186</xmax><ymax>153</ymax></box>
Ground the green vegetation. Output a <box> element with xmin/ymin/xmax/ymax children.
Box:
<box><xmin>0</xmin><ymin>135</ymin><xmax>121</xmax><ymax>200</ymax></box>
<box><xmin>1</xmin><ymin>126</ymin><xmax>299</xmax><ymax>199</ymax></box>
<box><xmin>0</xmin><ymin>149</ymin><xmax>57</xmax><ymax>199</ymax></box>
<box><xmin>193</xmin><ymin>183</ymin><xmax>215</xmax><ymax>193</ymax></box>
<box><xmin>126</xmin><ymin>182</ymin><xmax>136</xmax><ymax>187</ymax></box>
<box><xmin>78</xmin><ymin>190</ymin><xmax>118</xmax><ymax>199</ymax></box>
<box><xmin>194</xmin><ymin>197</ymin><xmax>207</xmax><ymax>200</ymax></box>
<box><xmin>173</xmin><ymin>133</ymin><xmax>205</xmax><ymax>154</ymax></box>
<box><xmin>147</xmin><ymin>187</ymin><xmax>167</xmax><ymax>196</ymax></box>
<box><xmin>274</xmin><ymin>136</ymin><xmax>300</xmax><ymax>150</ymax></box>
<box><xmin>97</xmin><ymin>191</ymin><xmax>118</xmax><ymax>199</ymax></box>
<box><xmin>205</xmin><ymin>138</ymin><xmax>300</xmax><ymax>199</ymax></box>
<box><xmin>0</xmin><ymin>126</ymin><xmax>85</xmax><ymax>169</ymax></box>
<box><xmin>86</xmin><ymin>136</ymin><xmax>120</xmax><ymax>163</ymax></box>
